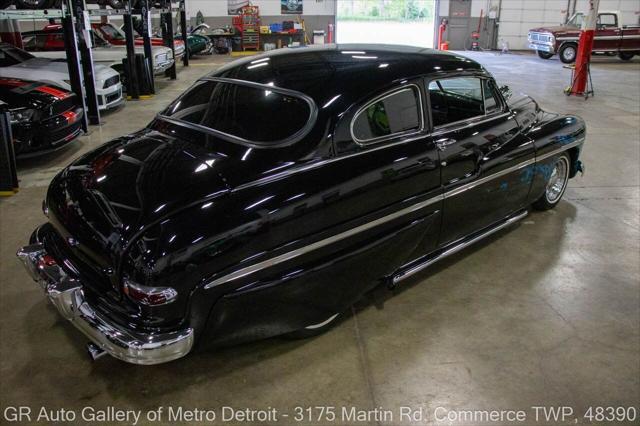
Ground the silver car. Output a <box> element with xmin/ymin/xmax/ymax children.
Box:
<box><xmin>0</xmin><ymin>42</ymin><xmax>123</xmax><ymax>110</ymax></box>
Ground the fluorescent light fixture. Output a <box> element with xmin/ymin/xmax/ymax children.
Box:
<box><xmin>378</xmin><ymin>63</ymin><xmax>389</xmax><ymax>68</ymax></box>
<box><xmin>352</xmin><ymin>55</ymin><xmax>378</xmax><ymax>59</ymax></box>
<box><xmin>250</xmin><ymin>57</ymin><xmax>270</xmax><ymax>64</ymax></box>
<box><xmin>341</xmin><ymin>50</ymin><xmax>365</xmax><ymax>54</ymax></box>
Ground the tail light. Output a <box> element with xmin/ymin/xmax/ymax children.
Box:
<box><xmin>123</xmin><ymin>279</ymin><xmax>178</xmax><ymax>306</ymax></box>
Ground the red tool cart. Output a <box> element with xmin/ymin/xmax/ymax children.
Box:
<box><xmin>233</xmin><ymin>5</ymin><xmax>260</xmax><ymax>51</ymax></box>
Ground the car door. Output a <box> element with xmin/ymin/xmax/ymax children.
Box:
<box><xmin>426</xmin><ymin>75</ymin><xmax>535</xmax><ymax>246</ymax></box>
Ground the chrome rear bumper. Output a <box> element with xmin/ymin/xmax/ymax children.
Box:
<box><xmin>16</xmin><ymin>243</ymin><xmax>193</xmax><ymax>365</ymax></box>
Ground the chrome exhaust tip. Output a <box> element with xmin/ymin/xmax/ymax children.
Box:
<box><xmin>87</xmin><ymin>342</ymin><xmax>107</xmax><ymax>361</ymax></box>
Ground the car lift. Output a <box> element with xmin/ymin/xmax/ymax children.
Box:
<box><xmin>0</xmin><ymin>1</ymin><xmax>189</xmax><ymax>194</ymax></box>
<box><xmin>565</xmin><ymin>0</ymin><xmax>599</xmax><ymax>98</ymax></box>
<box><xmin>0</xmin><ymin>101</ymin><xmax>18</xmax><ymax>197</ymax></box>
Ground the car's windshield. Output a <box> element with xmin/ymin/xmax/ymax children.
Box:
<box><xmin>567</xmin><ymin>13</ymin><xmax>585</xmax><ymax>27</ymax></box>
<box><xmin>192</xmin><ymin>24</ymin><xmax>210</xmax><ymax>35</ymax></box>
<box><xmin>161</xmin><ymin>79</ymin><xmax>315</xmax><ymax>146</ymax></box>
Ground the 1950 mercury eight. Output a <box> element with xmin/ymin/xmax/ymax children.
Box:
<box><xmin>17</xmin><ymin>45</ymin><xmax>586</xmax><ymax>364</ymax></box>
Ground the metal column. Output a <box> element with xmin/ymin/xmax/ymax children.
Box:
<box><xmin>0</xmin><ymin>102</ymin><xmax>18</xmax><ymax>196</ymax></box>
<box><xmin>180</xmin><ymin>0</ymin><xmax>189</xmax><ymax>66</ymax></box>
<box><xmin>61</xmin><ymin>6</ymin><xmax>89</xmax><ymax>132</ymax></box>
<box><xmin>161</xmin><ymin>11</ymin><xmax>177</xmax><ymax>80</ymax></box>
<box><xmin>123</xmin><ymin>6</ymin><xmax>140</xmax><ymax>99</ymax></box>
<box><xmin>139</xmin><ymin>0</ymin><xmax>155</xmax><ymax>94</ymax></box>
<box><xmin>70</xmin><ymin>0</ymin><xmax>100</xmax><ymax>125</ymax></box>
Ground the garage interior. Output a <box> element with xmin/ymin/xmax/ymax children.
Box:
<box><xmin>0</xmin><ymin>0</ymin><xmax>639</xmax><ymax>424</ymax></box>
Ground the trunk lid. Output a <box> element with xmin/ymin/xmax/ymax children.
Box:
<box><xmin>46</xmin><ymin>128</ymin><xmax>231</xmax><ymax>293</ymax></box>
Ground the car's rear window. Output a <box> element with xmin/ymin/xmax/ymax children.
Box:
<box><xmin>161</xmin><ymin>80</ymin><xmax>314</xmax><ymax>145</ymax></box>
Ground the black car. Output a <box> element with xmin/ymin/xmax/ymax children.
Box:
<box><xmin>0</xmin><ymin>78</ymin><xmax>83</xmax><ymax>157</ymax></box>
<box><xmin>17</xmin><ymin>45</ymin><xmax>586</xmax><ymax>365</ymax></box>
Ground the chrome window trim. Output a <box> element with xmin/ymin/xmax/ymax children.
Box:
<box><xmin>156</xmin><ymin>77</ymin><xmax>318</xmax><ymax>149</ymax></box>
<box><xmin>426</xmin><ymin>75</ymin><xmax>508</xmax><ymax>134</ymax></box>
<box><xmin>430</xmin><ymin>111</ymin><xmax>511</xmax><ymax>137</ymax></box>
<box><xmin>349</xmin><ymin>84</ymin><xmax>424</xmax><ymax>146</ymax></box>
<box><xmin>207</xmin><ymin>137</ymin><xmax>584</xmax><ymax>289</ymax></box>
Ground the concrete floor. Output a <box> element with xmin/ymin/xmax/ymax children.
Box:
<box><xmin>0</xmin><ymin>51</ymin><xmax>638</xmax><ymax>425</ymax></box>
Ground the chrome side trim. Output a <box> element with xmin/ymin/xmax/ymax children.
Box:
<box><xmin>536</xmin><ymin>138</ymin><xmax>584</xmax><ymax>162</ymax></box>
<box><xmin>392</xmin><ymin>209</ymin><xmax>529</xmax><ymax>284</ymax></box>
<box><xmin>207</xmin><ymin>137</ymin><xmax>585</xmax><ymax>290</ymax></box>
<box><xmin>204</xmin><ymin>194</ymin><xmax>444</xmax><ymax>289</ymax></box>
<box><xmin>444</xmin><ymin>158</ymin><xmax>536</xmax><ymax>199</ymax></box>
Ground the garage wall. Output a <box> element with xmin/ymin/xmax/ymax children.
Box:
<box><xmin>185</xmin><ymin>0</ymin><xmax>335</xmax><ymax>35</ymax></box>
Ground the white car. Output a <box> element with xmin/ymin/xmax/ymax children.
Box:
<box><xmin>0</xmin><ymin>42</ymin><xmax>123</xmax><ymax>110</ymax></box>
<box><xmin>22</xmin><ymin>25</ymin><xmax>176</xmax><ymax>76</ymax></box>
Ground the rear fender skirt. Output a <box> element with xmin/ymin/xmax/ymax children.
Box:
<box><xmin>198</xmin><ymin>211</ymin><xmax>439</xmax><ymax>347</ymax></box>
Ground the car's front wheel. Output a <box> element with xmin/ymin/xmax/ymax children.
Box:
<box><xmin>559</xmin><ymin>43</ymin><xmax>577</xmax><ymax>64</ymax></box>
<box><xmin>533</xmin><ymin>153</ymin><xmax>571</xmax><ymax>211</ymax></box>
<box><xmin>283</xmin><ymin>313</ymin><xmax>342</xmax><ymax>339</ymax></box>
<box><xmin>537</xmin><ymin>50</ymin><xmax>554</xmax><ymax>60</ymax></box>
<box><xmin>618</xmin><ymin>52</ymin><xmax>635</xmax><ymax>61</ymax></box>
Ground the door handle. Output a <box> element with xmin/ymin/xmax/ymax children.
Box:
<box><xmin>435</xmin><ymin>138</ymin><xmax>457</xmax><ymax>151</ymax></box>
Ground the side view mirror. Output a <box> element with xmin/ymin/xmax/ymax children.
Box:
<box><xmin>499</xmin><ymin>85</ymin><xmax>512</xmax><ymax>100</ymax></box>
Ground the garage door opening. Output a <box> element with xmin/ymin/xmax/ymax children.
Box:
<box><xmin>336</xmin><ymin>0</ymin><xmax>437</xmax><ymax>48</ymax></box>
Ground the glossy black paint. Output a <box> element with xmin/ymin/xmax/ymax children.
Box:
<box><xmin>0</xmin><ymin>78</ymin><xmax>83</xmax><ymax>156</ymax></box>
<box><xmin>37</xmin><ymin>45</ymin><xmax>586</xmax><ymax>349</ymax></box>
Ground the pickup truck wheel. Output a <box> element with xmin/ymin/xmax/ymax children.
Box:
<box><xmin>283</xmin><ymin>313</ymin><xmax>342</xmax><ymax>339</ymax></box>
<box><xmin>533</xmin><ymin>154</ymin><xmax>570</xmax><ymax>211</ymax></box>
<box><xmin>537</xmin><ymin>51</ymin><xmax>554</xmax><ymax>59</ymax></box>
<box><xmin>618</xmin><ymin>52</ymin><xmax>635</xmax><ymax>61</ymax></box>
<box><xmin>559</xmin><ymin>43</ymin><xmax>577</xmax><ymax>64</ymax></box>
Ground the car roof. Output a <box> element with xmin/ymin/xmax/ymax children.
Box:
<box><xmin>210</xmin><ymin>44</ymin><xmax>485</xmax><ymax>108</ymax></box>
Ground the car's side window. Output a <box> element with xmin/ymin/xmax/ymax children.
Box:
<box><xmin>597</xmin><ymin>14</ymin><xmax>617</xmax><ymax>28</ymax></box>
<box><xmin>483</xmin><ymin>79</ymin><xmax>500</xmax><ymax>114</ymax></box>
<box><xmin>351</xmin><ymin>85</ymin><xmax>422</xmax><ymax>144</ymax></box>
<box><xmin>428</xmin><ymin>77</ymin><xmax>485</xmax><ymax>127</ymax></box>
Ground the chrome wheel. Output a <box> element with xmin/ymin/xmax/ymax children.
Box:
<box><xmin>545</xmin><ymin>156</ymin><xmax>569</xmax><ymax>204</ymax></box>
<box><xmin>561</xmin><ymin>45</ymin><xmax>576</xmax><ymax>63</ymax></box>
